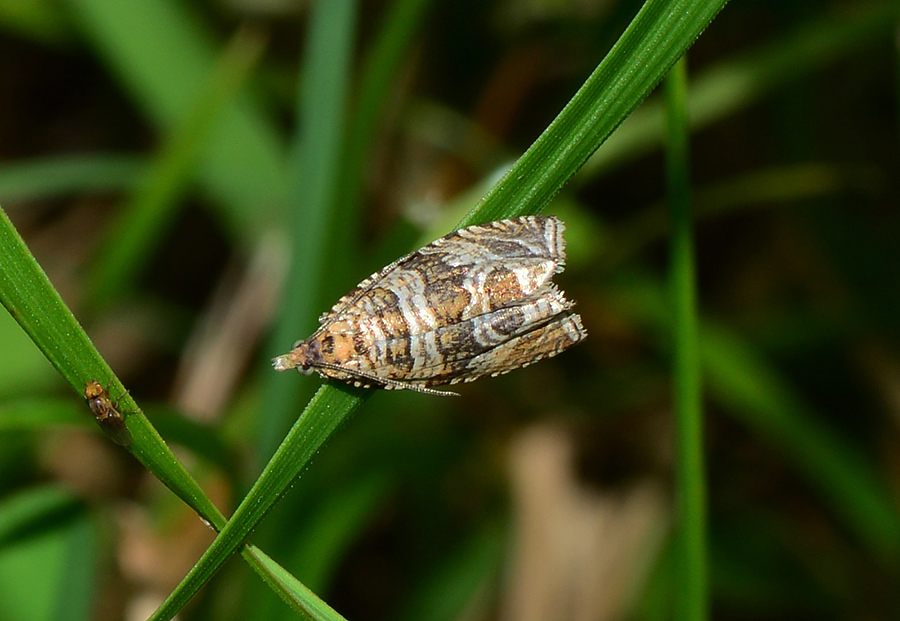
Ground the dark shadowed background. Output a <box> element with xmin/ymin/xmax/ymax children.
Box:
<box><xmin>0</xmin><ymin>0</ymin><xmax>899</xmax><ymax>620</ymax></box>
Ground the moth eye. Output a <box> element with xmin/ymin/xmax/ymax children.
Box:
<box><xmin>298</xmin><ymin>366</ymin><xmax>314</xmax><ymax>376</ymax></box>
<box><xmin>291</xmin><ymin>339</ymin><xmax>304</xmax><ymax>350</ymax></box>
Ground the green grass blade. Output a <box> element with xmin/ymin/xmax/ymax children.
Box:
<box><xmin>0</xmin><ymin>486</ymin><xmax>83</xmax><ymax>549</ymax></box>
<box><xmin>0</xmin><ymin>205</ymin><xmax>225</xmax><ymax>526</ymax></box>
<box><xmin>335</xmin><ymin>0</ymin><xmax>435</xmax><ymax>232</ymax></box>
<box><xmin>152</xmin><ymin>0</ymin><xmax>731</xmax><ymax>616</ymax></box>
<box><xmin>612</xmin><ymin>275</ymin><xmax>900</xmax><ymax>565</ymax></box>
<box><xmin>86</xmin><ymin>27</ymin><xmax>267</xmax><ymax>310</ymax></box>
<box><xmin>578</xmin><ymin>1</ymin><xmax>900</xmax><ymax>179</ymax></box>
<box><xmin>458</xmin><ymin>0</ymin><xmax>728</xmax><ymax>227</ymax></box>
<box><xmin>0</xmin><ymin>486</ymin><xmax>96</xmax><ymax>621</ymax></box>
<box><xmin>259</xmin><ymin>0</ymin><xmax>359</xmax><ymax>459</ymax></box>
<box><xmin>151</xmin><ymin>385</ymin><xmax>364</xmax><ymax>621</ymax></box>
<box><xmin>242</xmin><ymin>544</ymin><xmax>348</xmax><ymax>621</ymax></box>
<box><xmin>65</xmin><ymin>0</ymin><xmax>287</xmax><ymax>238</ymax></box>
<box><xmin>0</xmin><ymin>205</ymin><xmax>334</xmax><ymax>614</ymax></box>
<box><xmin>664</xmin><ymin>58</ymin><xmax>708</xmax><ymax>621</ymax></box>
<box><xmin>701</xmin><ymin>325</ymin><xmax>900</xmax><ymax>563</ymax></box>
<box><xmin>0</xmin><ymin>154</ymin><xmax>144</xmax><ymax>202</ymax></box>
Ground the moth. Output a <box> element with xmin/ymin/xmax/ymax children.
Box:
<box><xmin>272</xmin><ymin>215</ymin><xmax>586</xmax><ymax>396</ymax></box>
<box><xmin>84</xmin><ymin>380</ymin><xmax>132</xmax><ymax>447</ymax></box>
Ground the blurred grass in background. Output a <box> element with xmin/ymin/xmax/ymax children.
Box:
<box><xmin>1</xmin><ymin>0</ymin><xmax>900</xmax><ymax>620</ymax></box>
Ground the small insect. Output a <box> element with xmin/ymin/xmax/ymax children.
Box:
<box><xmin>84</xmin><ymin>380</ymin><xmax>132</xmax><ymax>447</ymax></box>
<box><xmin>272</xmin><ymin>215</ymin><xmax>586</xmax><ymax>395</ymax></box>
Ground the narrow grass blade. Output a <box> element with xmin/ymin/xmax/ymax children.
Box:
<box><xmin>0</xmin><ymin>154</ymin><xmax>144</xmax><ymax>202</ymax></box>
<box><xmin>0</xmin><ymin>205</ymin><xmax>224</xmax><ymax>526</ymax></box>
<box><xmin>242</xmin><ymin>544</ymin><xmax>349</xmax><ymax>621</ymax></box>
<box><xmin>259</xmin><ymin>0</ymin><xmax>359</xmax><ymax>459</ymax></box>
<box><xmin>0</xmin><ymin>486</ymin><xmax>83</xmax><ymax>549</ymax></box>
<box><xmin>664</xmin><ymin>57</ymin><xmax>708</xmax><ymax>621</ymax></box>
<box><xmin>87</xmin><ymin>27</ymin><xmax>267</xmax><ymax>310</ymax></box>
<box><xmin>612</xmin><ymin>275</ymin><xmax>900</xmax><ymax>565</ymax></box>
<box><xmin>150</xmin><ymin>384</ymin><xmax>364</xmax><ymax>621</ymax></box>
<box><xmin>154</xmin><ymin>0</ymin><xmax>731</xmax><ymax>616</ymax></box>
<box><xmin>65</xmin><ymin>0</ymin><xmax>287</xmax><ymax>238</ymax></box>
<box><xmin>0</xmin><ymin>204</ymin><xmax>334</xmax><ymax>616</ymax></box>
<box><xmin>459</xmin><ymin>0</ymin><xmax>728</xmax><ymax>226</ymax></box>
<box><xmin>577</xmin><ymin>1</ymin><xmax>900</xmax><ymax>179</ymax></box>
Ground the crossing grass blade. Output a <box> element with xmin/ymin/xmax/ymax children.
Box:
<box><xmin>458</xmin><ymin>0</ymin><xmax>728</xmax><ymax>227</ymax></box>
<box><xmin>0</xmin><ymin>204</ymin><xmax>342</xmax><ymax>618</ymax></box>
<box><xmin>148</xmin><ymin>0</ymin><xmax>730</xmax><ymax>618</ymax></box>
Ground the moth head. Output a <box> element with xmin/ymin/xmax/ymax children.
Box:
<box><xmin>272</xmin><ymin>340</ymin><xmax>317</xmax><ymax>374</ymax></box>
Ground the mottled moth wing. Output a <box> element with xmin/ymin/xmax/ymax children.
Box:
<box><xmin>275</xmin><ymin>215</ymin><xmax>586</xmax><ymax>394</ymax></box>
<box><xmin>441</xmin><ymin>311</ymin><xmax>586</xmax><ymax>386</ymax></box>
<box><xmin>380</xmin><ymin>285</ymin><xmax>586</xmax><ymax>386</ymax></box>
<box><xmin>316</xmin><ymin>252</ymin><xmax>411</xmax><ymax>326</ymax></box>
<box><xmin>318</xmin><ymin>216</ymin><xmax>566</xmax><ymax>326</ymax></box>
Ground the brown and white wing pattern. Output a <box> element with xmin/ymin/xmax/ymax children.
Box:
<box><xmin>317</xmin><ymin>216</ymin><xmax>565</xmax><ymax>325</ymax></box>
<box><xmin>273</xmin><ymin>215</ymin><xmax>586</xmax><ymax>394</ymax></box>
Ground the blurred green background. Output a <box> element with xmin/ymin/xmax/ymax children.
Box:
<box><xmin>1</xmin><ymin>0</ymin><xmax>899</xmax><ymax>619</ymax></box>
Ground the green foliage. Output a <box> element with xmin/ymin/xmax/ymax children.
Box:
<box><xmin>1</xmin><ymin>0</ymin><xmax>899</xmax><ymax>620</ymax></box>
